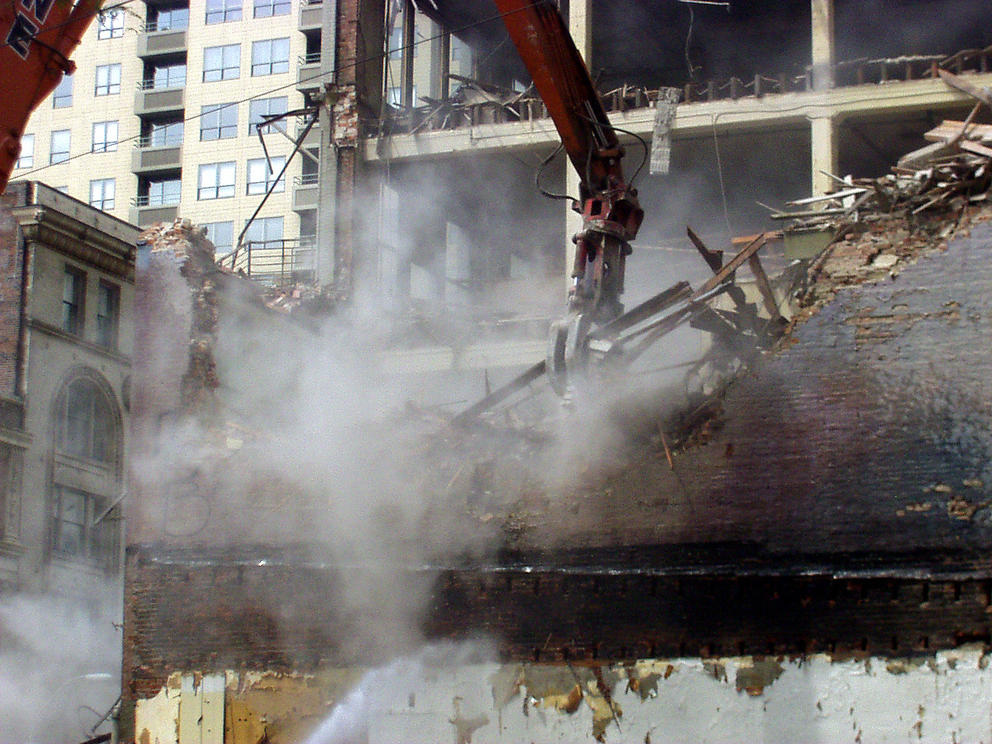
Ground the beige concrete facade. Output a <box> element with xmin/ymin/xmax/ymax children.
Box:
<box><xmin>0</xmin><ymin>182</ymin><xmax>136</xmax><ymax>596</ymax></box>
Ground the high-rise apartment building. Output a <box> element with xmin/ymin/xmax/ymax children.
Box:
<box><xmin>14</xmin><ymin>0</ymin><xmax>475</xmax><ymax>287</ymax></box>
<box><xmin>17</xmin><ymin>0</ymin><xmax>319</xmax><ymax>279</ymax></box>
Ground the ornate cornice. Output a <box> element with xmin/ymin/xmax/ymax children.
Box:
<box><xmin>17</xmin><ymin>208</ymin><xmax>135</xmax><ymax>282</ymax></box>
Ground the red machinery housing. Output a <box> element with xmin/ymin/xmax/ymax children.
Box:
<box><xmin>0</xmin><ymin>0</ymin><xmax>100</xmax><ymax>192</ymax></box>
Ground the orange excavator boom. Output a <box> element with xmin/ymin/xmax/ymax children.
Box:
<box><xmin>0</xmin><ymin>0</ymin><xmax>102</xmax><ymax>192</ymax></box>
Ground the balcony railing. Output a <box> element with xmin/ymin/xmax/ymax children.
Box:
<box><xmin>141</xmin><ymin>20</ymin><xmax>189</xmax><ymax>32</ymax></box>
<box><xmin>138</xmin><ymin>76</ymin><xmax>186</xmax><ymax>91</ymax></box>
<box><xmin>216</xmin><ymin>237</ymin><xmax>316</xmax><ymax>285</ymax></box>
<box><xmin>132</xmin><ymin>194</ymin><xmax>181</xmax><ymax>207</ymax></box>
<box><xmin>135</xmin><ymin>134</ymin><xmax>183</xmax><ymax>149</ymax></box>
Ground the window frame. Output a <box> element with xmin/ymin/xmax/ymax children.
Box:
<box><xmin>94</xmin><ymin>63</ymin><xmax>121</xmax><ymax>96</ymax></box>
<box><xmin>243</xmin><ymin>215</ymin><xmax>283</xmax><ymax>250</ymax></box>
<box><xmin>246</xmin><ymin>156</ymin><xmax>286</xmax><ymax>195</ymax></box>
<box><xmin>205</xmin><ymin>0</ymin><xmax>241</xmax><ymax>24</ymax></box>
<box><xmin>50</xmin><ymin>485</ymin><xmax>117</xmax><ymax>567</ymax></box>
<box><xmin>96</xmin><ymin>8</ymin><xmax>124</xmax><ymax>39</ymax></box>
<box><xmin>248</xmin><ymin>96</ymin><xmax>288</xmax><ymax>135</ymax></box>
<box><xmin>203</xmin><ymin>44</ymin><xmax>240</xmax><ymax>82</ymax></box>
<box><xmin>146</xmin><ymin>178</ymin><xmax>181</xmax><ymax>206</ymax></box>
<box><xmin>89</xmin><ymin>178</ymin><xmax>115</xmax><ymax>211</ymax></box>
<box><xmin>50</xmin><ymin>129</ymin><xmax>70</xmax><ymax>165</ymax></box>
<box><xmin>204</xmin><ymin>221</ymin><xmax>234</xmax><ymax>255</ymax></box>
<box><xmin>52</xmin><ymin>74</ymin><xmax>73</xmax><ymax>108</ymax></box>
<box><xmin>91</xmin><ymin>121</ymin><xmax>118</xmax><ymax>153</ymax></box>
<box><xmin>152</xmin><ymin>63</ymin><xmax>186</xmax><ymax>89</ymax></box>
<box><xmin>16</xmin><ymin>134</ymin><xmax>33</xmax><ymax>169</ymax></box>
<box><xmin>149</xmin><ymin>120</ymin><xmax>183</xmax><ymax>148</ymax></box>
<box><xmin>200</xmin><ymin>103</ymin><xmax>238</xmax><ymax>141</ymax></box>
<box><xmin>250</xmin><ymin>37</ymin><xmax>290</xmax><ymax>77</ymax></box>
<box><xmin>62</xmin><ymin>264</ymin><xmax>85</xmax><ymax>335</ymax></box>
<box><xmin>253</xmin><ymin>0</ymin><xmax>289</xmax><ymax>17</ymax></box>
<box><xmin>95</xmin><ymin>280</ymin><xmax>120</xmax><ymax>350</ymax></box>
<box><xmin>197</xmin><ymin>161</ymin><xmax>236</xmax><ymax>200</ymax></box>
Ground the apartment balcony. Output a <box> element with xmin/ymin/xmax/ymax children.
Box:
<box><xmin>298</xmin><ymin>0</ymin><xmax>321</xmax><ymax>31</ymax></box>
<box><xmin>135</xmin><ymin>80</ymin><xmax>184</xmax><ymax>117</ymax></box>
<box><xmin>216</xmin><ymin>237</ymin><xmax>316</xmax><ymax>285</ymax></box>
<box><xmin>130</xmin><ymin>195</ymin><xmax>180</xmax><ymax>226</ymax></box>
<box><xmin>137</xmin><ymin>24</ymin><xmax>187</xmax><ymax>58</ymax></box>
<box><xmin>131</xmin><ymin>137</ymin><xmax>182</xmax><ymax>174</ymax></box>
<box><xmin>296</xmin><ymin>115</ymin><xmax>320</xmax><ymax>148</ymax></box>
<box><xmin>292</xmin><ymin>173</ymin><xmax>318</xmax><ymax>211</ymax></box>
<box><xmin>297</xmin><ymin>53</ymin><xmax>321</xmax><ymax>94</ymax></box>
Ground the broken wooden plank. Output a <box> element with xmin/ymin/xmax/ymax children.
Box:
<box><xmin>938</xmin><ymin>68</ymin><xmax>992</xmax><ymax>109</ymax></box>
<box><xmin>897</xmin><ymin>140</ymin><xmax>957</xmax><ymax>169</ymax></box>
<box><xmin>692</xmin><ymin>234</ymin><xmax>768</xmax><ymax>300</ymax></box>
<box><xmin>453</xmin><ymin>360</ymin><xmax>546</xmax><ymax>425</ymax></box>
<box><xmin>686</xmin><ymin>226</ymin><xmax>723</xmax><ymax>273</ymax></box>
<box><xmin>786</xmin><ymin>188</ymin><xmax>867</xmax><ymax>206</ymax></box>
<box><xmin>959</xmin><ymin>139</ymin><xmax>992</xmax><ymax>158</ymax></box>
<box><xmin>770</xmin><ymin>207</ymin><xmax>848</xmax><ymax>220</ymax></box>
<box><xmin>748</xmin><ymin>253</ymin><xmax>784</xmax><ymax>324</ymax></box>
<box><xmin>923</xmin><ymin>119</ymin><xmax>992</xmax><ymax>144</ymax></box>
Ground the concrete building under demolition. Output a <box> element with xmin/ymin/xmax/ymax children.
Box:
<box><xmin>118</xmin><ymin>1</ymin><xmax>992</xmax><ymax>742</ymax></box>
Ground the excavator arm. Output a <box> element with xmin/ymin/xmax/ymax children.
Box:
<box><xmin>0</xmin><ymin>0</ymin><xmax>102</xmax><ymax>193</ymax></box>
<box><xmin>493</xmin><ymin>0</ymin><xmax>643</xmax><ymax>392</ymax></box>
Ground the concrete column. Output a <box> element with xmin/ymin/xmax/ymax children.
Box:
<box><xmin>810</xmin><ymin>0</ymin><xmax>836</xmax><ymax>196</ymax></box>
<box><xmin>564</xmin><ymin>0</ymin><xmax>592</xmax><ymax>291</ymax></box>
<box><xmin>810</xmin><ymin>115</ymin><xmax>839</xmax><ymax>196</ymax></box>
<box><xmin>445</xmin><ymin>221</ymin><xmax>472</xmax><ymax>309</ymax></box>
<box><xmin>810</xmin><ymin>0</ymin><xmax>835</xmax><ymax>91</ymax></box>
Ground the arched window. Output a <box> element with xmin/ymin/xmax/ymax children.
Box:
<box><xmin>51</xmin><ymin>372</ymin><xmax>121</xmax><ymax>567</ymax></box>
<box><xmin>56</xmin><ymin>377</ymin><xmax>118</xmax><ymax>463</ymax></box>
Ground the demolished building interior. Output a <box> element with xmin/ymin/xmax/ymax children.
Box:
<box><xmin>113</xmin><ymin>0</ymin><xmax>992</xmax><ymax>742</ymax></box>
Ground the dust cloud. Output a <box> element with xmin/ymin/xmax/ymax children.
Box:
<box><xmin>0</xmin><ymin>590</ymin><xmax>120</xmax><ymax>743</ymax></box>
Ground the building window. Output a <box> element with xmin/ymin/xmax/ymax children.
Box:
<box><xmin>387</xmin><ymin>86</ymin><xmax>416</xmax><ymax>106</ymax></box>
<box><xmin>206</xmin><ymin>0</ymin><xmax>241</xmax><ymax>23</ymax></box>
<box><xmin>50</xmin><ymin>130</ymin><xmax>70</xmax><ymax>164</ymax></box>
<box><xmin>388</xmin><ymin>26</ymin><xmax>402</xmax><ymax>60</ymax></box>
<box><xmin>198</xmin><ymin>162</ymin><xmax>236</xmax><ymax>199</ymax></box>
<box><xmin>146</xmin><ymin>178</ymin><xmax>181</xmax><ymax>205</ymax></box>
<box><xmin>204</xmin><ymin>222</ymin><xmax>233</xmax><ymax>254</ymax></box>
<box><xmin>96</xmin><ymin>281</ymin><xmax>120</xmax><ymax>349</ymax></box>
<box><xmin>89</xmin><ymin>178</ymin><xmax>115</xmax><ymax>211</ymax></box>
<box><xmin>200</xmin><ymin>103</ymin><xmax>237</xmax><ymax>140</ymax></box>
<box><xmin>246</xmin><ymin>157</ymin><xmax>285</xmax><ymax>195</ymax></box>
<box><xmin>248</xmin><ymin>97</ymin><xmax>287</xmax><ymax>134</ymax></box>
<box><xmin>152</xmin><ymin>63</ymin><xmax>186</xmax><ymax>88</ymax></box>
<box><xmin>149</xmin><ymin>120</ymin><xmax>183</xmax><ymax>147</ymax></box>
<box><xmin>15</xmin><ymin>134</ymin><xmax>33</xmax><ymax>168</ymax></box>
<box><xmin>250</xmin><ymin>38</ymin><xmax>289</xmax><ymax>76</ymax></box>
<box><xmin>52</xmin><ymin>74</ymin><xmax>73</xmax><ymax>107</ymax></box>
<box><xmin>244</xmin><ymin>216</ymin><xmax>283</xmax><ymax>249</ymax></box>
<box><xmin>57</xmin><ymin>376</ymin><xmax>117</xmax><ymax>463</ymax></box>
<box><xmin>253</xmin><ymin>0</ymin><xmax>289</xmax><ymax>17</ymax></box>
<box><xmin>95</xmin><ymin>64</ymin><xmax>121</xmax><ymax>95</ymax></box>
<box><xmin>91</xmin><ymin>121</ymin><xmax>118</xmax><ymax>153</ymax></box>
<box><xmin>62</xmin><ymin>265</ymin><xmax>85</xmax><ymax>335</ymax></box>
<box><xmin>51</xmin><ymin>486</ymin><xmax>117</xmax><ymax>565</ymax></box>
<box><xmin>203</xmin><ymin>44</ymin><xmax>240</xmax><ymax>82</ymax></box>
<box><xmin>150</xmin><ymin>6</ymin><xmax>189</xmax><ymax>30</ymax></box>
<box><xmin>97</xmin><ymin>9</ymin><xmax>124</xmax><ymax>38</ymax></box>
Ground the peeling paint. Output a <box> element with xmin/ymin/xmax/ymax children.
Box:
<box><xmin>131</xmin><ymin>652</ymin><xmax>992</xmax><ymax>743</ymax></box>
<box><xmin>735</xmin><ymin>660</ymin><xmax>785</xmax><ymax>696</ymax></box>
